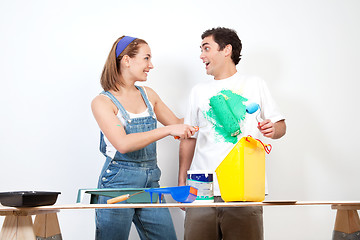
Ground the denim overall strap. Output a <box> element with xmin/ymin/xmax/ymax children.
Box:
<box><xmin>135</xmin><ymin>86</ymin><xmax>156</xmax><ymax>118</ymax></box>
<box><xmin>100</xmin><ymin>91</ymin><xmax>131</xmax><ymax>123</ymax></box>
<box><xmin>99</xmin><ymin>88</ymin><xmax>157</xmax><ymax>162</ymax></box>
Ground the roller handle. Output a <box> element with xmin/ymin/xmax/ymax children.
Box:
<box><xmin>107</xmin><ymin>194</ymin><xmax>130</xmax><ymax>204</ymax></box>
<box><xmin>174</xmin><ymin>126</ymin><xmax>199</xmax><ymax>139</ymax></box>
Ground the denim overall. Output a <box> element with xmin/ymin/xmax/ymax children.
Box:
<box><xmin>95</xmin><ymin>86</ymin><xmax>177</xmax><ymax>240</ymax></box>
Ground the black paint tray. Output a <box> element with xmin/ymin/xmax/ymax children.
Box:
<box><xmin>0</xmin><ymin>191</ymin><xmax>61</xmax><ymax>207</ymax></box>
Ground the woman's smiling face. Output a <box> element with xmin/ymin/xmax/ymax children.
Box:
<box><xmin>128</xmin><ymin>43</ymin><xmax>154</xmax><ymax>82</ymax></box>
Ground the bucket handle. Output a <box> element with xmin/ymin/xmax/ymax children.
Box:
<box><xmin>246</xmin><ymin>135</ymin><xmax>272</xmax><ymax>154</ymax></box>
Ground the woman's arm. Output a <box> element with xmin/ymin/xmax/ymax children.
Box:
<box><xmin>91</xmin><ymin>94</ymin><xmax>194</xmax><ymax>154</ymax></box>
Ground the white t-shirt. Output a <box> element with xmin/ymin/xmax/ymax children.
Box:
<box><xmin>184</xmin><ymin>72</ymin><xmax>285</xmax><ymax>196</ymax></box>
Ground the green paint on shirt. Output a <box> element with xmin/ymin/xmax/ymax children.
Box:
<box><xmin>205</xmin><ymin>90</ymin><xmax>248</xmax><ymax>144</ymax></box>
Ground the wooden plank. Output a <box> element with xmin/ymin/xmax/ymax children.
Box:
<box><xmin>332</xmin><ymin>205</ymin><xmax>360</xmax><ymax>210</ymax></box>
<box><xmin>0</xmin><ymin>216</ymin><xmax>36</xmax><ymax>240</ymax></box>
<box><xmin>334</xmin><ymin>210</ymin><xmax>360</xmax><ymax>234</ymax></box>
<box><xmin>34</xmin><ymin>213</ymin><xmax>61</xmax><ymax>238</ymax></box>
<box><xmin>0</xmin><ymin>216</ymin><xmax>17</xmax><ymax>240</ymax></box>
<box><xmin>0</xmin><ymin>201</ymin><xmax>360</xmax><ymax>213</ymax></box>
<box><xmin>16</xmin><ymin>216</ymin><xmax>36</xmax><ymax>240</ymax></box>
<box><xmin>33</xmin><ymin>214</ymin><xmax>46</xmax><ymax>237</ymax></box>
<box><xmin>0</xmin><ymin>209</ymin><xmax>59</xmax><ymax>216</ymax></box>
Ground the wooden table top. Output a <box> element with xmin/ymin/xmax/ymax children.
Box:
<box><xmin>1</xmin><ymin>201</ymin><xmax>360</xmax><ymax>214</ymax></box>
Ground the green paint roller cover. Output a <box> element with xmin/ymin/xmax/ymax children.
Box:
<box><xmin>209</xmin><ymin>95</ymin><xmax>240</xmax><ymax>136</ymax></box>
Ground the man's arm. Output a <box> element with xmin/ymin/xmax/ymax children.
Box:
<box><xmin>178</xmin><ymin>138</ymin><xmax>197</xmax><ymax>186</ymax></box>
<box><xmin>258</xmin><ymin>119</ymin><xmax>286</xmax><ymax>139</ymax></box>
<box><xmin>273</xmin><ymin>120</ymin><xmax>286</xmax><ymax>139</ymax></box>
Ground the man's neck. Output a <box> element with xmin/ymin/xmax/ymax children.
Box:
<box><xmin>213</xmin><ymin>66</ymin><xmax>237</xmax><ymax>80</ymax></box>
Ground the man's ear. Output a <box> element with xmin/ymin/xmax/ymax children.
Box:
<box><xmin>224</xmin><ymin>44</ymin><xmax>232</xmax><ymax>57</ymax></box>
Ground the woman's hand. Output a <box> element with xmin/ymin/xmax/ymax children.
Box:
<box><xmin>168</xmin><ymin>124</ymin><xmax>197</xmax><ymax>140</ymax></box>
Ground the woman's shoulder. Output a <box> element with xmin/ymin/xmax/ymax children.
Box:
<box><xmin>140</xmin><ymin>86</ymin><xmax>160</xmax><ymax>102</ymax></box>
<box><xmin>91</xmin><ymin>93</ymin><xmax>114</xmax><ymax>110</ymax></box>
<box><xmin>92</xmin><ymin>93</ymin><xmax>109</xmax><ymax>103</ymax></box>
<box><xmin>141</xmin><ymin>85</ymin><xmax>156</xmax><ymax>95</ymax></box>
<box><xmin>139</xmin><ymin>86</ymin><xmax>155</xmax><ymax>93</ymax></box>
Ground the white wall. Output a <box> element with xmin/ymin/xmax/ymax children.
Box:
<box><xmin>1</xmin><ymin>0</ymin><xmax>360</xmax><ymax>239</ymax></box>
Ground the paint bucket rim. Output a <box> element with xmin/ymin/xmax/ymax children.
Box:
<box><xmin>187</xmin><ymin>170</ymin><xmax>214</xmax><ymax>174</ymax></box>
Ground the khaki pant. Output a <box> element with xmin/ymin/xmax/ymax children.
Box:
<box><xmin>184</xmin><ymin>197</ymin><xmax>263</xmax><ymax>240</ymax></box>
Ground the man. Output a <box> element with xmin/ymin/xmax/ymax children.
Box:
<box><xmin>178</xmin><ymin>27</ymin><xmax>286</xmax><ymax>240</ymax></box>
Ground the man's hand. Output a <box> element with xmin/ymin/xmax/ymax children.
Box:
<box><xmin>258</xmin><ymin>119</ymin><xmax>286</xmax><ymax>139</ymax></box>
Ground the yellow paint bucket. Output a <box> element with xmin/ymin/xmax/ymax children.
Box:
<box><xmin>215</xmin><ymin>136</ymin><xmax>271</xmax><ymax>202</ymax></box>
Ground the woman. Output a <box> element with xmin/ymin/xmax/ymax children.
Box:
<box><xmin>91</xmin><ymin>36</ymin><xmax>195</xmax><ymax>240</ymax></box>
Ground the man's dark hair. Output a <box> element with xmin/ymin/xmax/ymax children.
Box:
<box><xmin>201</xmin><ymin>27</ymin><xmax>242</xmax><ymax>65</ymax></box>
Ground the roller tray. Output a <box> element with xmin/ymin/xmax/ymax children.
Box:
<box><xmin>0</xmin><ymin>191</ymin><xmax>61</xmax><ymax>207</ymax></box>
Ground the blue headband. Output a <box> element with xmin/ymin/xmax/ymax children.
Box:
<box><xmin>115</xmin><ymin>36</ymin><xmax>137</xmax><ymax>57</ymax></box>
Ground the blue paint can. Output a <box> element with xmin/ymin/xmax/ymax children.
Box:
<box><xmin>187</xmin><ymin>170</ymin><xmax>214</xmax><ymax>202</ymax></box>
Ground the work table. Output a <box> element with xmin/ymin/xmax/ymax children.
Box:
<box><xmin>1</xmin><ymin>201</ymin><xmax>360</xmax><ymax>240</ymax></box>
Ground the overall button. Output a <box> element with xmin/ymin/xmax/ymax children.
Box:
<box><xmin>106</xmin><ymin>169</ymin><xmax>111</xmax><ymax>173</ymax></box>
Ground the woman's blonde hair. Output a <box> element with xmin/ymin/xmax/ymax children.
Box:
<box><xmin>100</xmin><ymin>36</ymin><xmax>147</xmax><ymax>91</ymax></box>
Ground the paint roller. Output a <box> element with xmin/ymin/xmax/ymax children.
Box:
<box><xmin>246</xmin><ymin>103</ymin><xmax>261</xmax><ymax>123</ymax></box>
<box><xmin>209</xmin><ymin>94</ymin><xmax>241</xmax><ymax>136</ymax></box>
<box><xmin>209</xmin><ymin>98</ymin><xmax>261</xmax><ymax>137</ymax></box>
<box><xmin>174</xmin><ymin>126</ymin><xmax>199</xmax><ymax>139</ymax></box>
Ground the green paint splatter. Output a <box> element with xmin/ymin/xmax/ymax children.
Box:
<box><xmin>205</xmin><ymin>90</ymin><xmax>248</xmax><ymax>144</ymax></box>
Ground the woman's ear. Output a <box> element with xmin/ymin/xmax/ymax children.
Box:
<box><xmin>121</xmin><ymin>55</ymin><xmax>131</xmax><ymax>68</ymax></box>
